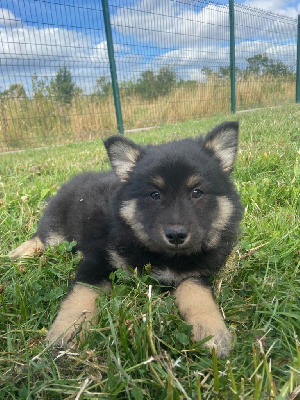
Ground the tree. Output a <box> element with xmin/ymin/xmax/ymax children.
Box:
<box><xmin>1</xmin><ymin>83</ymin><xmax>27</xmax><ymax>99</ymax></box>
<box><xmin>156</xmin><ymin>67</ymin><xmax>177</xmax><ymax>96</ymax></box>
<box><xmin>245</xmin><ymin>53</ymin><xmax>270</xmax><ymax>76</ymax></box>
<box><xmin>265</xmin><ymin>59</ymin><xmax>292</xmax><ymax>77</ymax></box>
<box><xmin>50</xmin><ymin>67</ymin><xmax>76</xmax><ymax>104</ymax></box>
<box><xmin>135</xmin><ymin>67</ymin><xmax>177</xmax><ymax>100</ymax></box>
<box><xmin>218</xmin><ymin>66</ymin><xmax>241</xmax><ymax>79</ymax></box>
<box><xmin>219</xmin><ymin>66</ymin><xmax>231</xmax><ymax>78</ymax></box>
<box><xmin>32</xmin><ymin>74</ymin><xmax>51</xmax><ymax>99</ymax></box>
<box><xmin>119</xmin><ymin>79</ymin><xmax>136</xmax><ymax>98</ymax></box>
<box><xmin>135</xmin><ymin>70</ymin><xmax>157</xmax><ymax>100</ymax></box>
<box><xmin>92</xmin><ymin>76</ymin><xmax>112</xmax><ymax>98</ymax></box>
<box><xmin>201</xmin><ymin>66</ymin><xmax>214</xmax><ymax>78</ymax></box>
<box><xmin>245</xmin><ymin>53</ymin><xmax>292</xmax><ymax>77</ymax></box>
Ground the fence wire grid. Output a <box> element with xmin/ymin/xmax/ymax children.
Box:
<box><xmin>0</xmin><ymin>0</ymin><xmax>298</xmax><ymax>151</ymax></box>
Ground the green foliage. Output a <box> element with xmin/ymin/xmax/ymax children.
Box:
<box><xmin>246</xmin><ymin>53</ymin><xmax>271</xmax><ymax>76</ymax></box>
<box><xmin>92</xmin><ymin>76</ymin><xmax>112</xmax><ymax>99</ymax></box>
<box><xmin>119</xmin><ymin>79</ymin><xmax>136</xmax><ymax>96</ymax></box>
<box><xmin>92</xmin><ymin>69</ymin><xmax>178</xmax><ymax>101</ymax></box>
<box><xmin>0</xmin><ymin>106</ymin><xmax>299</xmax><ymax>398</ymax></box>
<box><xmin>201</xmin><ymin>54</ymin><xmax>293</xmax><ymax>81</ymax></box>
<box><xmin>201</xmin><ymin>66</ymin><xmax>214</xmax><ymax>78</ymax></box>
<box><xmin>0</xmin><ymin>83</ymin><xmax>27</xmax><ymax>99</ymax></box>
<box><xmin>218</xmin><ymin>66</ymin><xmax>241</xmax><ymax>79</ymax></box>
<box><xmin>50</xmin><ymin>67</ymin><xmax>77</xmax><ymax>104</ymax></box>
<box><xmin>135</xmin><ymin>67</ymin><xmax>178</xmax><ymax>100</ymax></box>
<box><xmin>245</xmin><ymin>53</ymin><xmax>293</xmax><ymax>77</ymax></box>
<box><xmin>31</xmin><ymin>68</ymin><xmax>78</xmax><ymax>104</ymax></box>
<box><xmin>31</xmin><ymin>74</ymin><xmax>51</xmax><ymax>99</ymax></box>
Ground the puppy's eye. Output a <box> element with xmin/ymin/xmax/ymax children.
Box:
<box><xmin>192</xmin><ymin>189</ymin><xmax>203</xmax><ymax>198</ymax></box>
<box><xmin>150</xmin><ymin>191</ymin><xmax>160</xmax><ymax>200</ymax></box>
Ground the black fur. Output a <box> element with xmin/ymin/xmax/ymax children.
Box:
<box><xmin>33</xmin><ymin>121</ymin><xmax>243</xmax><ymax>288</ymax></box>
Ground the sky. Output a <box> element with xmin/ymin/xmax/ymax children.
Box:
<box><xmin>0</xmin><ymin>0</ymin><xmax>299</xmax><ymax>94</ymax></box>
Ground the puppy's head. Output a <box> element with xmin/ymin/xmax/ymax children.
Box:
<box><xmin>104</xmin><ymin>122</ymin><xmax>242</xmax><ymax>255</ymax></box>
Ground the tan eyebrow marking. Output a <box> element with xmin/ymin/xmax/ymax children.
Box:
<box><xmin>151</xmin><ymin>175</ymin><xmax>165</xmax><ymax>189</ymax></box>
<box><xmin>186</xmin><ymin>174</ymin><xmax>201</xmax><ymax>188</ymax></box>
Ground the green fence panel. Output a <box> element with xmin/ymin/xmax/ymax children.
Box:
<box><xmin>0</xmin><ymin>1</ymin><xmax>298</xmax><ymax>151</ymax></box>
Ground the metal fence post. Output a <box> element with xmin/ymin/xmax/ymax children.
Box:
<box><xmin>101</xmin><ymin>0</ymin><xmax>124</xmax><ymax>134</ymax></box>
<box><xmin>229</xmin><ymin>0</ymin><xmax>236</xmax><ymax>113</ymax></box>
<box><xmin>296</xmin><ymin>14</ymin><xmax>300</xmax><ymax>103</ymax></box>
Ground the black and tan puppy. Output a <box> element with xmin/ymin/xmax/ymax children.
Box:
<box><xmin>10</xmin><ymin>121</ymin><xmax>243</xmax><ymax>358</ymax></box>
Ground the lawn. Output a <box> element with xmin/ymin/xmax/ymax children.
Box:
<box><xmin>0</xmin><ymin>105</ymin><xmax>299</xmax><ymax>399</ymax></box>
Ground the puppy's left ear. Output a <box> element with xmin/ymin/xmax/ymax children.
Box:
<box><xmin>203</xmin><ymin>121</ymin><xmax>239</xmax><ymax>172</ymax></box>
<box><xmin>104</xmin><ymin>135</ymin><xmax>143</xmax><ymax>181</ymax></box>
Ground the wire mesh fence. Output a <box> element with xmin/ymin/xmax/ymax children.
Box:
<box><xmin>0</xmin><ymin>0</ymin><xmax>298</xmax><ymax>152</ymax></box>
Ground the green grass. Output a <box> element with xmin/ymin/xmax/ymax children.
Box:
<box><xmin>0</xmin><ymin>105</ymin><xmax>299</xmax><ymax>399</ymax></box>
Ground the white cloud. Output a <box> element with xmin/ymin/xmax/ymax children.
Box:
<box><xmin>0</xmin><ymin>9</ymin><xmax>21</xmax><ymax>27</ymax></box>
<box><xmin>91</xmin><ymin>41</ymin><xmax>132</xmax><ymax>63</ymax></box>
<box><xmin>243</xmin><ymin>1</ymin><xmax>299</xmax><ymax>18</ymax></box>
<box><xmin>0</xmin><ymin>1</ymin><xmax>298</xmax><ymax>91</ymax></box>
<box><xmin>1</xmin><ymin>27</ymin><xmax>89</xmax><ymax>61</ymax></box>
<box><xmin>181</xmin><ymin>68</ymin><xmax>207</xmax><ymax>82</ymax></box>
<box><xmin>111</xmin><ymin>2</ymin><xmax>230</xmax><ymax>48</ymax></box>
<box><xmin>154</xmin><ymin>46</ymin><xmax>229</xmax><ymax>67</ymax></box>
<box><xmin>0</xmin><ymin>11</ymin><xmax>136</xmax><ymax>92</ymax></box>
<box><xmin>112</xmin><ymin>0</ymin><xmax>298</xmax><ymax>48</ymax></box>
<box><xmin>112</xmin><ymin>0</ymin><xmax>297</xmax><ymax>81</ymax></box>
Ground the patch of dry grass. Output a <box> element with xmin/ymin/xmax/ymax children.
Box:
<box><xmin>0</xmin><ymin>75</ymin><xmax>296</xmax><ymax>151</ymax></box>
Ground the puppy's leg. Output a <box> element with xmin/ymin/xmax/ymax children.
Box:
<box><xmin>46</xmin><ymin>282</ymin><xmax>110</xmax><ymax>347</ymax></box>
<box><xmin>9</xmin><ymin>232</ymin><xmax>65</xmax><ymax>260</ymax></box>
<box><xmin>9</xmin><ymin>236</ymin><xmax>45</xmax><ymax>260</ymax></box>
<box><xmin>175</xmin><ymin>278</ymin><xmax>232</xmax><ymax>359</ymax></box>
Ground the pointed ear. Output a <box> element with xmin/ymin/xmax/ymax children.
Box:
<box><xmin>203</xmin><ymin>121</ymin><xmax>239</xmax><ymax>172</ymax></box>
<box><xmin>103</xmin><ymin>135</ymin><xmax>143</xmax><ymax>181</ymax></box>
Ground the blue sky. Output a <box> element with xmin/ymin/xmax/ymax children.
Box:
<box><xmin>0</xmin><ymin>0</ymin><xmax>299</xmax><ymax>94</ymax></box>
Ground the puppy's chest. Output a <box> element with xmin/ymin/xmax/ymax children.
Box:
<box><xmin>107</xmin><ymin>248</ymin><xmax>201</xmax><ymax>286</ymax></box>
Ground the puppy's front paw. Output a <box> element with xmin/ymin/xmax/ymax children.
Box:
<box><xmin>175</xmin><ymin>279</ymin><xmax>233</xmax><ymax>359</ymax></box>
<box><xmin>192</xmin><ymin>323</ymin><xmax>232</xmax><ymax>359</ymax></box>
<box><xmin>46</xmin><ymin>320</ymin><xmax>82</xmax><ymax>348</ymax></box>
<box><xmin>9</xmin><ymin>237</ymin><xmax>45</xmax><ymax>259</ymax></box>
<box><xmin>46</xmin><ymin>284</ymin><xmax>101</xmax><ymax>348</ymax></box>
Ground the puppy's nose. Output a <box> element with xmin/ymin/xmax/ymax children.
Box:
<box><xmin>165</xmin><ymin>226</ymin><xmax>188</xmax><ymax>245</ymax></box>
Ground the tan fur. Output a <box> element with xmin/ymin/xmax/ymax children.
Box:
<box><xmin>186</xmin><ymin>174</ymin><xmax>201</xmax><ymax>188</ymax></box>
<box><xmin>110</xmin><ymin>144</ymin><xmax>140</xmax><ymax>182</ymax></box>
<box><xmin>108</xmin><ymin>249</ymin><xmax>132</xmax><ymax>274</ymax></box>
<box><xmin>175</xmin><ymin>278</ymin><xmax>232</xmax><ymax>358</ymax></box>
<box><xmin>119</xmin><ymin>199</ymin><xmax>150</xmax><ymax>244</ymax></box>
<box><xmin>206</xmin><ymin>196</ymin><xmax>234</xmax><ymax>248</ymax></box>
<box><xmin>46</xmin><ymin>282</ymin><xmax>110</xmax><ymax>347</ymax></box>
<box><xmin>204</xmin><ymin>128</ymin><xmax>237</xmax><ymax>171</ymax></box>
<box><xmin>9</xmin><ymin>237</ymin><xmax>45</xmax><ymax>260</ymax></box>
<box><xmin>46</xmin><ymin>232</ymin><xmax>65</xmax><ymax>246</ymax></box>
<box><xmin>9</xmin><ymin>232</ymin><xmax>65</xmax><ymax>260</ymax></box>
<box><xmin>152</xmin><ymin>175</ymin><xmax>165</xmax><ymax>189</ymax></box>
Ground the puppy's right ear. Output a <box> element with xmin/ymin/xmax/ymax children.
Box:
<box><xmin>103</xmin><ymin>135</ymin><xmax>143</xmax><ymax>181</ymax></box>
<box><xmin>203</xmin><ymin>121</ymin><xmax>239</xmax><ymax>173</ymax></box>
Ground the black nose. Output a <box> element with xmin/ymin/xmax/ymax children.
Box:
<box><xmin>165</xmin><ymin>226</ymin><xmax>188</xmax><ymax>245</ymax></box>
